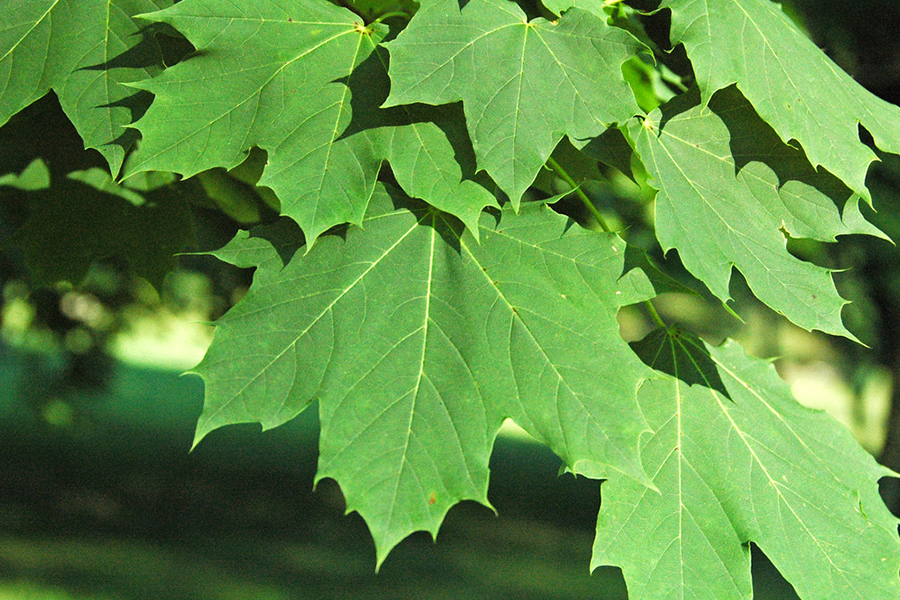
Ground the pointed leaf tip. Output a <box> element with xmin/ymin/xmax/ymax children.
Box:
<box><xmin>663</xmin><ymin>0</ymin><xmax>900</xmax><ymax>201</ymax></box>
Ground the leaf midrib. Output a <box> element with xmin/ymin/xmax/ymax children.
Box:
<box><xmin>458</xmin><ymin>215</ymin><xmax>634</xmax><ymax>468</ymax></box>
<box><xmin>686</xmin><ymin>338</ymin><xmax>861</xmax><ymax>594</ymax></box>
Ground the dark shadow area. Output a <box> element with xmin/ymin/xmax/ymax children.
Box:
<box><xmin>80</xmin><ymin>34</ymin><xmax>164</xmax><ymax>74</ymax></box>
<box><xmin>0</xmin><ymin>95</ymin><xmax>107</xmax><ymax>177</ymax></box>
<box><xmin>652</xmin><ymin>84</ymin><xmax>700</xmax><ymax>132</ymax></box>
<box><xmin>787</xmin><ymin>0</ymin><xmax>900</xmax><ymax>102</ymax></box>
<box><xmin>629</xmin><ymin>326</ymin><xmax>732</xmax><ymax>400</ymax></box>
<box><xmin>580</xmin><ymin>129</ymin><xmax>636</xmax><ymax>182</ymax></box>
<box><xmin>751</xmin><ymin>544</ymin><xmax>800</xmax><ymax>599</ymax></box>
<box><xmin>7</xmin><ymin>177</ymin><xmax>194</xmax><ymax>289</ymax></box>
<box><xmin>244</xmin><ymin>218</ymin><xmax>307</xmax><ymax>268</ymax></box>
<box><xmin>710</xmin><ymin>86</ymin><xmax>854</xmax><ymax>206</ymax></box>
<box><xmin>101</xmin><ymin>90</ymin><xmax>156</xmax><ymax>153</ymax></box>
<box><xmin>339</xmin><ymin>47</ymin><xmax>491</xmax><ymax>193</ymax></box>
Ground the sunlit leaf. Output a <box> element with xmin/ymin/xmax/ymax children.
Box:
<box><xmin>593</xmin><ymin>329</ymin><xmax>900</xmax><ymax>600</ymax></box>
<box><xmin>194</xmin><ymin>183</ymin><xmax>656</xmax><ymax>564</ymax></box>
<box><xmin>663</xmin><ymin>0</ymin><xmax>900</xmax><ymax>201</ymax></box>
<box><xmin>0</xmin><ymin>0</ymin><xmax>171</xmax><ymax>175</ymax></box>
<box><xmin>127</xmin><ymin>0</ymin><xmax>495</xmax><ymax>241</ymax></box>
<box><xmin>385</xmin><ymin>0</ymin><xmax>643</xmax><ymax>205</ymax></box>
<box><xmin>631</xmin><ymin>88</ymin><xmax>884</xmax><ymax>338</ymax></box>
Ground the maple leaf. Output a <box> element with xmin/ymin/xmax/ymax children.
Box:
<box><xmin>124</xmin><ymin>0</ymin><xmax>385</xmax><ymax>241</ymax></box>
<box><xmin>593</xmin><ymin>328</ymin><xmax>900</xmax><ymax>600</ymax></box>
<box><xmin>631</xmin><ymin>88</ymin><xmax>885</xmax><ymax>338</ymax></box>
<box><xmin>385</xmin><ymin>0</ymin><xmax>644</xmax><ymax>206</ymax></box>
<box><xmin>2</xmin><ymin>0</ymin><xmax>898</xmax><ymax>591</ymax></box>
<box><xmin>193</xmin><ymin>183</ymin><xmax>657</xmax><ymax>565</ymax></box>
<box><xmin>0</xmin><ymin>0</ymin><xmax>172</xmax><ymax>176</ymax></box>
<box><xmin>662</xmin><ymin>0</ymin><xmax>900</xmax><ymax>202</ymax></box>
<box><xmin>127</xmin><ymin>0</ymin><xmax>495</xmax><ymax>241</ymax></box>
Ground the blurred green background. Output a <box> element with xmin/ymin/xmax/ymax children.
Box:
<box><xmin>2</xmin><ymin>1</ymin><xmax>900</xmax><ymax>598</ymax></box>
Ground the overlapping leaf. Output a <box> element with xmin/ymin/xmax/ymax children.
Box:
<box><xmin>4</xmin><ymin>0</ymin><xmax>897</xmax><ymax>591</ymax></box>
<box><xmin>124</xmin><ymin>0</ymin><xmax>385</xmax><ymax>240</ymax></box>
<box><xmin>2</xmin><ymin>162</ymin><xmax>193</xmax><ymax>287</ymax></box>
<box><xmin>373</xmin><ymin>118</ymin><xmax>497</xmax><ymax>237</ymax></box>
<box><xmin>193</xmin><ymin>183</ymin><xmax>657</xmax><ymax>564</ymax></box>
<box><xmin>127</xmin><ymin>0</ymin><xmax>495</xmax><ymax>241</ymax></box>
<box><xmin>631</xmin><ymin>89</ymin><xmax>885</xmax><ymax>338</ymax></box>
<box><xmin>662</xmin><ymin>0</ymin><xmax>900</xmax><ymax>201</ymax></box>
<box><xmin>0</xmin><ymin>0</ymin><xmax>171</xmax><ymax>175</ymax></box>
<box><xmin>593</xmin><ymin>329</ymin><xmax>900</xmax><ymax>599</ymax></box>
<box><xmin>385</xmin><ymin>0</ymin><xmax>643</xmax><ymax>205</ymax></box>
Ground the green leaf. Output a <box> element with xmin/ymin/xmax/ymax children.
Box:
<box><xmin>127</xmin><ymin>0</ymin><xmax>495</xmax><ymax>241</ymax></box>
<box><xmin>193</xmin><ymin>183</ymin><xmax>656</xmax><ymax>564</ymax></box>
<box><xmin>5</xmin><ymin>167</ymin><xmax>194</xmax><ymax>288</ymax></box>
<box><xmin>0</xmin><ymin>0</ymin><xmax>171</xmax><ymax>175</ymax></box>
<box><xmin>359</xmin><ymin>50</ymin><xmax>499</xmax><ymax>237</ymax></box>
<box><xmin>0</xmin><ymin>157</ymin><xmax>50</xmax><ymax>191</ymax></box>
<box><xmin>208</xmin><ymin>216</ymin><xmax>304</xmax><ymax>270</ymax></box>
<box><xmin>125</xmin><ymin>0</ymin><xmax>384</xmax><ymax>241</ymax></box>
<box><xmin>662</xmin><ymin>0</ymin><xmax>900</xmax><ymax>201</ymax></box>
<box><xmin>631</xmin><ymin>88</ymin><xmax>884</xmax><ymax>338</ymax></box>
<box><xmin>622</xmin><ymin>244</ymin><xmax>700</xmax><ymax>298</ymax></box>
<box><xmin>593</xmin><ymin>329</ymin><xmax>900</xmax><ymax>600</ymax></box>
<box><xmin>385</xmin><ymin>0</ymin><xmax>643</xmax><ymax>206</ymax></box>
<box><xmin>374</xmin><ymin>116</ymin><xmax>497</xmax><ymax>238</ymax></box>
<box><xmin>531</xmin><ymin>138</ymin><xmax>605</xmax><ymax>198</ymax></box>
<box><xmin>195</xmin><ymin>169</ymin><xmax>264</xmax><ymax>225</ymax></box>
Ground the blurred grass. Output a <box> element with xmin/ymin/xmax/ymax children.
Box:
<box><xmin>0</xmin><ymin>344</ymin><xmax>801</xmax><ymax>599</ymax></box>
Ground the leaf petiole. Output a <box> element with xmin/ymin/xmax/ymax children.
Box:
<box><xmin>372</xmin><ymin>11</ymin><xmax>412</xmax><ymax>25</ymax></box>
<box><xmin>643</xmin><ymin>299</ymin><xmax>666</xmax><ymax>328</ymax></box>
<box><xmin>545</xmin><ymin>156</ymin><xmax>612</xmax><ymax>233</ymax></box>
<box><xmin>546</xmin><ymin>157</ymin><xmax>667</xmax><ymax>327</ymax></box>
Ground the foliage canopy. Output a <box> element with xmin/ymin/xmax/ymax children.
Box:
<box><xmin>2</xmin><ymin>0</ymin><xmax>899</xmax><ymax>596</ymax></box>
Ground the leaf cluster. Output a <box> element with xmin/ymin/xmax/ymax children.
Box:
<box><xmin>1</xmin><ymin>0</ymin><xmax>900</xmax><ymax>596</ymax></box>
